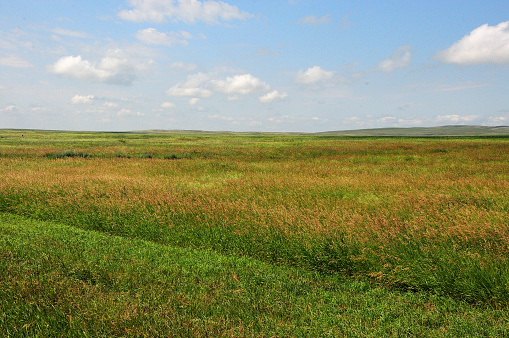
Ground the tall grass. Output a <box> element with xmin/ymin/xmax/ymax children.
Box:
<box><xmin>3</xmin><ymin>213</ymin><xmax>509</xmax><ymax>336</ymax></box>
<box><xmin>1</xmin><ymin>131</ymin><xmax>509</xmax><ymax>305</ymax></box>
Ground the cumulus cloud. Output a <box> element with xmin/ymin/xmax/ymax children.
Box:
<box><xmin>294</xmin><ymin>66</ymin><xmax>334</xmax><ymax>84</ymax></box>
<box><xmin>436</xmin><ymin>114</ymin><xmax>478</xmax><ymax>123</ymax></box>
<box><xmin>49</xmin><ymin>54</ymin><xmax>149</xmax><ymax>86</ymax></box>
<box><xmin>161</xmin><ymin>101</ymin><xmax>176</xmax><ymax>108</ymax></box>
<box><xmin>377</xmin><ymin>46</ymin><xmax>411</xmax><ymax>73</ymax></box>
<box><xmin>259</xmin><ymin>90</ymin><xmax>288</xmax><ymax>103</ymax></box>
<box><xmin>135</xmin><ymin>28</ymin><xmax>190</xmax><ymax>46</ymax></box>
<box><xmin>298</xmin><ymin>14</ymin><xmax>330</xmax><ymax>25</ymax></box>
<box><xmin>211</xmin><ymin>74</ymin><xmax>270</xmax><ymax>95</ymax></box>
<box><xmin>118</xmin><ymin>0</ymin><xmax>251</xmax><ymax>24</ymax></box>
<box><xmin>71</xmin><ymin>95</ymin><xmax>95</xmax><ymax>104</ymax></box>
<box><xmin>167</xmin><ymin>72</ymin><xmax>272</xmax><ymax>102</ymax></box>
<box><xmin>0</xmin><ymin>55</ymin><xmax>33</xmax><ymax>68</ymax></box>
<box><xmin>436</xmin><ymin>21</ymin><xmax>509</xmax><ymax>65</ymax></box>
<box><xmin>167</xmin><ymin>86</ymin><xmax>212</xmax><ymax>98</ymax></box>
<box><xmin>166</xmin><ymin>72</ymin><xmax>212</xmax><ymax>98</ymax></box>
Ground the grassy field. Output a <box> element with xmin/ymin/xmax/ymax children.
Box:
<box><xmin>1</xmin><ymin>129</ymin><xmax>509</xmax><ymax>336</ymax></box>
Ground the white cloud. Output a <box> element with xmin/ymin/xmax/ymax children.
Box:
<box><xmin>31</xmin><ymin>106</ymin><xmax>51</xmax><ymax>113</ymax></box>
<box><xmin>397</xmin><ymin>118</ymin><xmax>423</xmax><ymax>126</ymax></box>
<box><xmin>259</xmin><ymin>90</ymin><xmax>288</xmax><ymax>103</ymax></box>
<box><xmin>161</xmin><ymin>101</ymin><xmax>175</xmax><ymax>108</ymax></box>
<box><xmin>167</xmin><ymin>73</ymin><xmax>271</xmax><ymax>101</ymax></box>
<box><xmin>104</xmin><ymin>102</ymin><xmax>118</xmax><ymax>108</ymax></box>
<box><xmin>169</xmin><ymin>87</ymin><xmax>212</xmax><ymax>98</ymax></box>
<box><xmin>489</xmin><ymin>116</ymin><xmax>508</xmax><ymax>124</ymax></box>
<box><xmin>117</xmin><ymin>108</ymin><xmax>145</xmax><ymax>117</ymax></box>
<box><xmin>135</xmin><ymin>28</ymin><xmax>190</xmax><ymax>46</ymax></box>
<box><xmin>0</xmin><ymin>55</ymin><xmax>33</xmax><ymax>68</ymax></box>
<box><xmin>211</xmin><ymin>74</ymin><xmax>270</xmax><ymax>95</ymax></box>
<box><xmin>117</xmin><ymin>108</ymin><xmax>131</xmax><ymax>116</ymax></box>
<box><xmin>49</xmin><ymin>54</ymin><xmax>149</xmax><ymax>86</ymax></box>
<box><xmin>118</xmin><ymin>0</ymin><xmax>251</xmax><ymax>24</ymax></box>
<box><xmin>377</xmin><ymin>46</ymin><xmax>411</xmax><ymax>73</ymax></box>
<box><xmin>171</xmin><ymin>61</ymin><xmax>197</xmax><ymax>71</ymax></box>
<box><xmin>298</xmin><ymin>14</ymin><xmax>330</xmax><ymax>25</ymax></box>
<box><xmin>436</xmin><ymin>21</ymin><xmax>509</xmax><ymax>65</ymax></box>
<box><xmin>0</xmin><ymin>39</ymin><xmax>16</xmax><ymax>50</ymax></box>
<box><xmin>268</xmin><ymin>115</ymin><xmax>296</xmax><ymax>124</ymax></box>
<box><xmin>294</xmin><ymin>66</ymin><xmax>334</xmax><ymax>84</ymax></box>
<box><xmin>379</xmin><ymin>116</ymin><xmax>397</xmax><ymax>123</ymax></box>
<box><xmin>71</xmin><ymin>95</ymin><xmax>95</xmax><ymax>104</ymax></box>
<box><xmin>436</xmin><ymin>114</ymin><xmax>478</xmax><ymax>123</ymax></box>
<box><xmin>208</xmin><ymin>114</ymin><xmax>233</xmax><ymax>121</ymax></box>
<box><xmin>0</xmin><ymin>105</ymin><xmax>19</xmax><ymax>113</ymax></box>
<box><xmin>166</xmin><ymin>73</ymin><xmax>212</xmax><ymax>98</ymax></box>
<box><xmin>189</xmin><ymin>98</ymin><xmax>200</xmax><ymax>105</ymax></box>
<box><xmin>51</xmin><ymin>28</ymin><xmax>90</xmax><ymax>39</ymax></box>
<box><xmin>0</xmin><ymin>30</ymin><xmax>34</xmax><ymax>51</ymax></box>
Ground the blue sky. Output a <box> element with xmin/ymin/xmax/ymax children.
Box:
<box><xmin>1</xmin><ymin>0</ymin><xmax>509</xmax><ymax>132</ymax></box>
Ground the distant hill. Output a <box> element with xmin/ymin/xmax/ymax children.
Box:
<box><xmin>139</xmin><ymin>125</ymin><xmax>509</xmax><ymax>137</ymax></box>
<box><xmin>3</xmin><ymin>125</ymin><xmax>509</xmax><ymax>137</ymax></box>
<box><xmin>317</xmin><ymin>125</ymin><xmax>509</xmax><ymax>137</ymax></box>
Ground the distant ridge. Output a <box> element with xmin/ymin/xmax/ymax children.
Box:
<box><xmin>3</xmin><ymin>125</ymin><xmax>509</xmax><ymax>136</ymax></box>
<box><xmin>133</xmin><ymin>129</ymin><xmax>303</xmax><ymax>135</ymax></box>
<box><xmin>317</xmin><ymin>125</ymin><xmax>509</xmax><ymax>137</ymax></box>
<box><xmin>140</xmin><ymin>125</ymin><xmax>509</xmax><ymax>136</ymax></box>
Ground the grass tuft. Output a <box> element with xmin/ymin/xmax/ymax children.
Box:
<box><xmin>45</xmin><ymin>150</ymin><xmax>90</xmax><ymax>159</ymax></box>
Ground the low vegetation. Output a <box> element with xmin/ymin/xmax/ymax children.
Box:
<box><xmin>1</xmin><ymin>129</ymin><xmax>508</xmax><ymax>335</ymax></box>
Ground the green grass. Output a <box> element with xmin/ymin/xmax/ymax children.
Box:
<box><xmin>1</xmin><ymin>130</ymin><xmax>509</xmax><ymax>335</ymax></box>
<box><xmin>1</xmin><ymin>213</ymin><xmax>508</xmax><ymax>337</ymax></box>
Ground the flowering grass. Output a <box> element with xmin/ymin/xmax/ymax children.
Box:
<box><xmin>1</xmin><ymin>130</ymin><xmax>509</xmax><ymax>313</ymax></box>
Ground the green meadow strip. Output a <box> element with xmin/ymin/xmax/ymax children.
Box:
<box><xmin>1</xmin><ymin>213</ymin><xmax>509</xmax><ymax>337</ymax></box>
